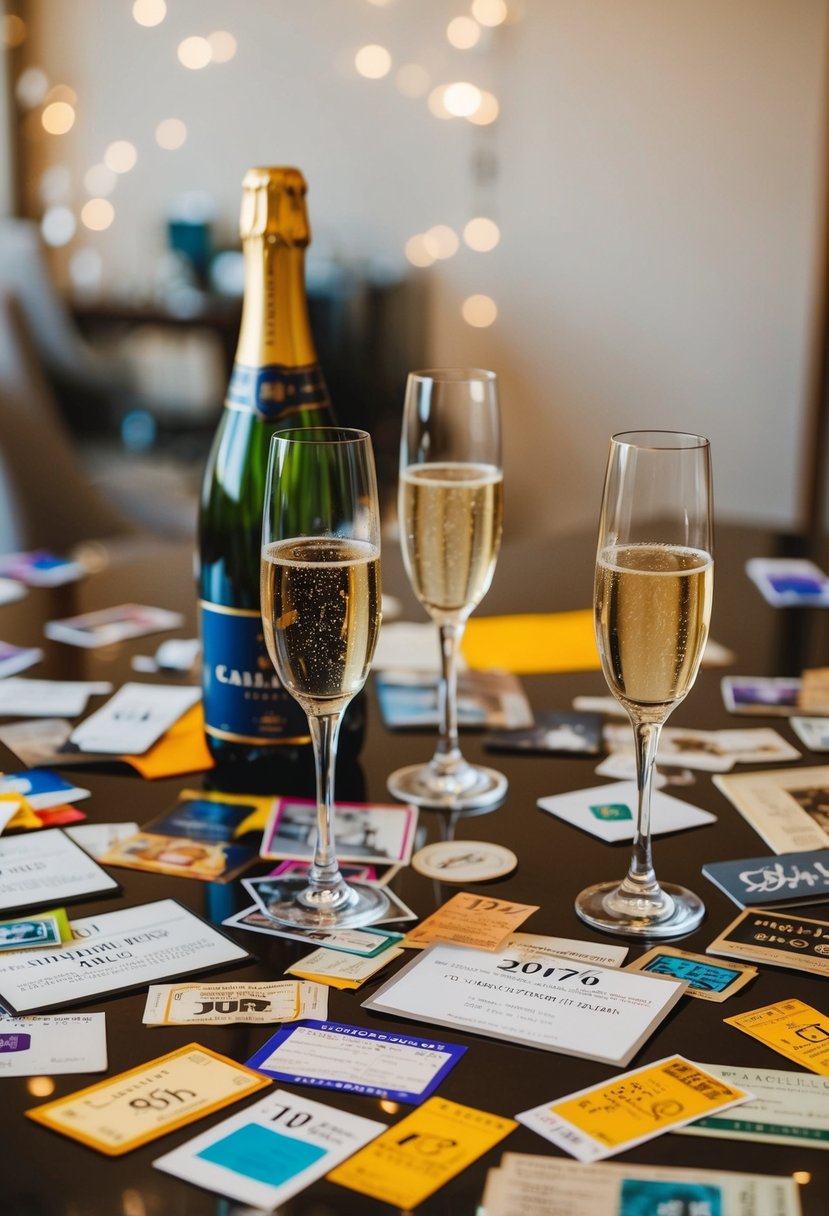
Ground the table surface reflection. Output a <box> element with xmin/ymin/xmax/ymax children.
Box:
<box><xmin>3</xmin><ymin>522</ymin><xmax>829</xmax><ymax>1216</ymax></box>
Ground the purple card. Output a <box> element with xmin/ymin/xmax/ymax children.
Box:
<box><xmin>246</xmin><ymin>1019</ymin><xmax>467</xmax><ymax>1104</ymax></box>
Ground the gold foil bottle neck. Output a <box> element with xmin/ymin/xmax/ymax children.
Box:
<box><xmin>239</xmin><ymin>167</ymin><xmax>310</xmax><ymax>246</ymax></box>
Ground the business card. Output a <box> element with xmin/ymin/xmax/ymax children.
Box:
<box><xmin>678</xmin><ymin>1062</ymin><xmax>829</xmax><ymax>1148</ymax></box>
<box><xmin>0</xmin><ymin>1013</ymin><xmax>106</xmax><ymax>1076</ymax></box>
<box><xmin>537</xmin><ymin>781</ymin><xmax>716</xmax><ymax>842</ymax></box>
<box><xmin>403</xmin><ymin>891</ymin><xmax>539</xmax><ymax>951</ymax></box>
<box><xmin>725</xmin><ymin>999</ymin><xmax>829</xmax><ymax>1075</ymax></box>
<box><xmin>625</xmin><ymin>945</ymin><xmax>757</xmax><ymax>1002</ymax></box>
<box><xmin>706</xmin><ymin>907</ymin><xmax>829</xmax><ymax>978</ymax></box>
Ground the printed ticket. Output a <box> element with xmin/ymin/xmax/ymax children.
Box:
<box><xmin>677</xmin><ymin>1062</ymin><xmax>829</xmax><ymax>1148</ymax></box>
<box><xmin>327</xmin><ymin>1096</ymin><xmax>516</xmax><ymax>1207</ymax></box>
<box><xmin>403</xmin><ymin>892</ymin><xmax>539</xmax><ymax>951</ymax></box>
<box><xmin>142</xmin><ymin>980</ymin><xmax>328</xmax><ymax>1026</ymax></box>
<box><xmin>725</xmin><ymin>999</ymin><xmax>829</xmax><ymax>1075</ymax></box>
<box><xmin>25</xmin><ymin>1043</ymin><xmax>272</xmax><ymax>1155</ymax></box>
<box><xmin>625</xmin><ymin>945</ymin><xmax>757</xmax><ymax>1002</ymax></box>
<box><xmin>706</xmin><ymin>907</ymin><xmax>829</xmax><ymax>978</ymax></box>
<box><xmin>517</xmin><ymin>1056</ymin><xmax>751</xmax><ymax>1162</ymax></box>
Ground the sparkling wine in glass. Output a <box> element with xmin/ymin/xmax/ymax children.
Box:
<box><xmin>387</xmin><ymin>369</ymin><xmax>508</xmax><ymax>810</ymax></box>
<box><xmin>260</xmin><ymin>427</ymin><xmax>390</xmax><ymax>928</ymax></box>
<box><xmin>575</xmin><ymin>430</ymin><xmax>714</xmax><ymax>938</ymax></box>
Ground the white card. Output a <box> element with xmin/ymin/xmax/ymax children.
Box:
<box><xmin>0</xmin><ymin>1013</ymin><xmax>107</xmax><ymax>1076</ymax></box>
<box><xmin>69</xmin><ymin>682</ymin><xmax>201</xmax><ymax>754</ymax></box>
<box><xmin>0</xmin><ymin>643</ymin><xmax>43</xmax><ymax>678</ymax></box>
<box><xmin>371</xmin><ymin>621</ymin><xmax>460</xmax><ymax>672</ymax></box>
<box><xmin>153</xmin><ymin>1088</ymin><xmax>385</xmax><ymax>1209</ymax></box>
<box><xmin>537</xmin><ymin>781</ymin><xmax>716</xmax><ymax>841</ymax></box>
<box><xmin>0</xmin><ymin>829</ymin><xmax>119</xmax><ymax>915</ymax></box>
<box><xmin>65</xmin><ymin>822</ymin><xmax>140</xmax><ymax>859</ymax></box>
<box><xmin>503</xmin><ymin>933</ymin><xmax>628</xmax><ymax>968</ymax></box>
<box><xmin>603</xmin><ymin>724</ymin><xmax>800</xmax><ymax>772</ymax></box>
<box><xmin>0</xmin><ymin>679</ymin><xmax>112</xmax><ymax>718</ymax></box>
<box><xmin>790</xmin><ymin>716</ymin><xmax>829</xmax><ymax>751</ymax></box>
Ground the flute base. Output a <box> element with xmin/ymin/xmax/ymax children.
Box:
<box><xmin>574</xmin><ymin>879</ymin><xmax>705</xmax><ymax>939</ymax></box>
<box><xmin>387</xmin><ymin>761</ymin><xmax>508</xmax><ymax>811</ymax></box>
<box><xmin>264</xmin><ymin>875</ymin><xmax>391</xmax><ymax>931</ymax></box>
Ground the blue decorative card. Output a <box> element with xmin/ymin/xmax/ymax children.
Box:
<box><xmin>702</xmin><ymin>849</ymin><xmax>829</xmax><ymax>908</ymax></box>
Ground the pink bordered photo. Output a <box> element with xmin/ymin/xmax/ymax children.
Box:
<box><xmin>259</xmin><ymin>797</ymin><xmax>418</xmax><ymax>867</ymax></box>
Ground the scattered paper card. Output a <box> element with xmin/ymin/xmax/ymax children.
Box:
<box><xmin>403</xmin><ymin>891</ymin><xmax>539</xmax><ymax>951</ymax></box>
<box><xmin>678</xmin><ymin>1062</ymin><xmax>829</xmax><ymax>1149</ymax></box>
<box><xmin>286</xmin><ymin>944</ymin><xmax>404</xmax><ymax>989</ymax></box>
<box><xmin>0</xmin><ymin>642</ymin><xmax>42</xmax><ymax>678</ymax></box>
<box><xmin>260</xmin><ymin>796</ymin><xmax>418</xmax><ymax>866</ymax></box>
<box><xmin>327</xmin><ymin>1096</ymin><xmax>516</xmax><ymax>1208</ymax></box>
<box><xmin>481</xmin><ymin>1152</ymin><xmax>802</xmax><ymax>1216</ymax></box>
<box><xmin>372</xmin><ymin>621</ymin><xmax>456</xmax><ymax>671</ymax></box>
<box><xmin>223</xmin><ymin>905</ymin><xmax>407</xmax><ymax>955</ymax></box>
<box><xmin>374</xmin><ymin>668</ymin><xmax>533</xmax><ymax>730</ymax></box>
<box><xmin>69</xmin><ymin>682</ymin><xmax>201</xmax><ymax>754</ymax></box>
<box><xmin>0</xmin><ymin>769</ymin><xmax>89</xmax><ymax>810</ymax></box>
<box><xmin>538</xmin><ymin>781</ymin><xmax>715</xmax><ymax>842</ymax></box>
<box><xmin>747</xmin><ymin>556</ymin><xmax>829</xmax><ymax>606</ymax></box>
<box><xmin>503</xmin><ymin>931</ymin><xmax>628</xmax><ymax>969</ymax></box>
<box><xmin>0</xmin><ymin>1012</ymin><xmax>106</xmax><ymax>1076</ymax></box>
<box><xmin>0</xmin><ymin>907</ymin><xmax>71</xmax><ymax>951</ymax></box>
<box><xmin>721</xmin><ymin>675</ymin><xmax>803</xmax><ymax>716</ymax></box>
<box><xmin>0</xmin><ymin>828</ymin><xmax>118</xmax><ymax>915</ymax></box>
<box><xmin>45</xmin><ymin>603</ymin><xmax>184</xmax><ymax>648</ymax></box>
<box><xmin>0</xmin><ymin>549</ymin><xmax>86</xmax><ymax>587</ymax></box>
<box><xmin>26</xmin><ymin>1042</ymin><xmax>271</xmax><ymax>1155</ymax></box>
<box><xmin>706</xmin><ymin>907</ymin><xmax>829</xmax><ymax>978</ymax></box>
<box><xmin>153</xmin><ymin>1088</ymin><xmax>385</xmax><ymax>1209</ymax></box>
<box><xmin>712</xmin><ymin>764</ymin><xmax>829</xmax><ymax>853</ymax></box>
<box><xmin>362</xmin><ymin>940</ymin><xmax>686</xmax><ymax>1066</ymax></box>
<box><xmin>798</xmin><ymin>666</ymin><xmax>829</xmax><ymax>712</ymax></box>
<box><xmin>516</xmin><ymin>1056</ymin><xmax>750</xmax><ymax>1162</ymax></box>
<box><xmin>703</xmin><ymin>848</ymin><xmax>829</xmax><ymax>908</ymax></box>
<box><xmin>0</xmin><ymin>577</ymin><xmax>26</xmax><ymax>604</ymax></box>
<box><xmin>247</xmin><ymin>1018</ymin><xmax>467</xmax><ymax>1104</ymax></box>
<box><xmin>791</xmin><ymin>716</ymin><xmax>829</xmax><ymax>751</ymax></box>
<box><xmin>624</xmin><ymin>945</ymin><xmax>756</xmax><ymax>1002</ymax></box>
<box><xmin>142</xmin><ymin>980</ymin><xmax>327</xmax><ymax>1026</ymax></box>
<box><xmin>725</xmin><ymin>999</ymin><xmax>829</xmax><ymax>1076</ymax></box>
<box><xmin>485</xmin><ymin>711</ymin><xmax>603</xmax><ymax>755</ymax></box>
<box><xmin>0</xmin><ymin>679</ymin><xmax>112</xmax><ymax>718</ymax></box>
<box><xmin>604</xmin><ymin>724</ymin><xmax>799</xmax><ymax>772</ymax></box>
<box><xmin>65</xmin><ymin>821</ymin><xmax>140</xmax><ymax>859</ymax></box>
<box><xmin>0</xmin><ymin>898</ymin><xmax>249</xmax><ymax>1015</ymax></box>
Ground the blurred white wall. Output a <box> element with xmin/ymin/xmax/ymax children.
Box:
<box><xmin>13</xmin><ymin>0</ymin><xmax>829</xmax><ymax>537</ymax></box>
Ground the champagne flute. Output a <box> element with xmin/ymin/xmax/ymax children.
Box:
<box><xmin>387</xmin><ymin>369</ymin><xmax>508</xmax><ymax>810</ymax></box>
<box><xmin>260</xmin><ymin>427</ymin><xmax>390</xmax><ymax>928</ymax></box>
<box><xmin>575</xmin><ymin>431</ymin><xmax>714</xmax><ymax>937</ymax></box>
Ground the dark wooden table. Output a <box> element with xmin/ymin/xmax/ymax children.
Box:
<box><xmin>2</xmin><ymin>523</ymin><xmax>828</xmax><ymax>1215</ymax></box>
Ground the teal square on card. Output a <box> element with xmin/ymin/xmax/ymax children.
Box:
<box><xmin>197</xmin><ymin>1123</ymin><xmax>326</xmax><ymax>1186</ymax></box>
<box><xmin>589</xmin><ymin>802</ymin><xmax>633</xmax><ymax>821</ymax></box>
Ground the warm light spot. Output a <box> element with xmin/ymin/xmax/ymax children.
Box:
<box><xmin>69</xmin><ymin>247</ymin><xmax>103</xmax><ymax>290</ymax></box>
<box><xmin>132</xmin><ymin>0</ymin><xmax>166</xmax><ymax>26</ymax></box>
<box><xmin>424</xmin><ymin>225</ymin><xmax>459</xmax><ymax>259</ymax></box>
<box><xmin>41</xmin><ymin>205</ymin><xmax>76</xmax><ymax>247</ymax></box>
<box><xmin>177</xmin><ymin>35</ymin><xmax>211</xmax><ymax>69</ymax></box>
<box><xmin>463</xmin><ymin>216</ymin><xmax>500</xmax><ymax>252</ymax></box>
<box><xmin>447</xmin><ymin>16</ymin><xmax>480</xmax><ymax>49</ymax></box>
<box><xmin>467</xmin><ymin>89</ymin><xmax>499</xmax><ymax>124</ymax></box>
<box><xmin>395</xmin><ymin>63</ymin><xmax>430</xmax><ymax>98</ymax></box>
<box><xmin>427</xmin><ymin>86</ymin><xmax>452</xmax><ymax>120</ymax></box>
<box><xmin>3</xmin><ymin>14</ymin><xmax>26</xmax><ymax>47</ymax></box>
<box><xmin>378</xmin><ymin>1100</ymin><xmax>400</xmax><ymax>1114</ymax></box>
<box><xmin>16</xmin><ymin>67</ymin><xmax>48</xmax><ymax>108</ymax></box>
<box><xmin>81</xmin><ymin>198</ymin><xmax>115</xmax><ymax>231</ymax></box>
<box><xmin>366</xmin><ymin>0</ymin><xmax>394</xmax><ymax>5</ymax></box>
<box><xmin>42</xmin><ymin>102</ymin><xmax>75</xmax><ymax>135</ymax></box>
<box><xmin>355</xmin><ymin>44</ymin><xmax>392</xmax><ymax>79</ymax></box>
<box><xmin>405</xmin><ymin>234</ymin><xmax>435</xmax><ymax>268</ymax></box>
<box><xmin>207</xmin><ymin>31</ymin><xmax>236</xmax><ymax>62</ymax></box>
<box><xmin>104</xmin><ymin>140</ymin><xmax>137</xmax><ymax>173</ymax></box>
<box><xmin>443</xmin><ymin>81</ymin><xmax>481</xmax><ymax>117</ymax></box>
<box><xmin>46</xmin><ymin>84</ymin><xmax>78</xmax><ymax>105</ymax></box>
<box><xmin>84</xmin><ymin>163</ymin><xmax>117</xmax><ymax>196</ymax></box>
<box><xmin>462</xmin><ymin>294</ymin><xmax>497</xmax><ymax>327</ymax></box>
<box><xmin>38</xmin><ymin>163</ymin><xmax>72</xmax><ymax>204</ymax></box>
<box><xmin>156</xmin><ymin>118</ymin><xmax>187</xmax><ymax>149</ymax></box>
<box><xmin>793</xmin><ymin>1172</ymin><xmax>811</xmax><ymax>1186</ymax></box>
<box><xmin>121</xmin><ymin>1188</ymin><xmax>147</xmax><ymax>1216</ymax></box>
<box><xmin>26</xmin><ymin>1077</ymin><xmax>55</xmax><ymax>1098</ymax></box>
<box><xmin>471</xmin><ymin>0</ymin><xmax>508</xmax><ymax>26</ymax></box>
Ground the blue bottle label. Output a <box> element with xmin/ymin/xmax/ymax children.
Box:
<box><xmin>226</xmin><ymin>363</ymin><xmax>329</xmax><ymax>421</ymax></box>
<box><xmin>200</xmin><ymin>601</ymin><xmax>310</xmax><ymax>745</ymax></box>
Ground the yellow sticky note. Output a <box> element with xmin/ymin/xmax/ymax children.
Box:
<box><xmin>725</xmin><ymin>998</ymin><xmax>829</xmax><ymax>1075</ymax></box>
<box><xmin>123</xmin><ymin>705</ymin><xmax>214</xmax><ymax>779</ymax></box>
<box><xmin>328</xmin><ymin>1096</ymin><xmax>516</xmax><ymax>1207</ymax></box>
<box><xmin>461</xmin><ymin>610</ymin><xmax>600</xmax><ymax>674</ymax></box>
<box><xmin>404</xmin><ymin>891</ymin><xmax>539</xmax><ymax>951</ymax></box>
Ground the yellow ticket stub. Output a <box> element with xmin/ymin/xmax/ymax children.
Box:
<box><xmin>403</xmin><ymin>892</ymin><xmax>539</xmax><ymax>952</ymax></box>
<box><xmin>327</xmin><ymin>1096</ymin><xmax>516</xmax><ymax>1206</ymax></box>
<box><xmin>26</xmin><ymin>1043</ymin><xmax>271</xmax><ymax>1155</ymax></box>
<box><xmin>725</xmin><ymin>998</ymin><xmax>829</xmax><ymax>1075</ymax></box>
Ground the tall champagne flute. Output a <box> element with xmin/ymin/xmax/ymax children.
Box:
<box><xmin>575</xmin><ymin>431</ymin><xmax>714</xmax><ymax>937</ymax></box>
<box><xmin>387</xmin><ymin>369</ymin><xmax>508</xmax><ymax>810</ymax></box>
<box><xmin>260</xmin><ymin>427</ymin><xmax>390</xmax><ymax>928</ymax></box>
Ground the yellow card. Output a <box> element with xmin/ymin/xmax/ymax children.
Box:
<box><xmin>725</xmin><ymin>998</ymin><xmax>829</xmax><ymax>1075</ymax></box>
<box><xmin>403</xmin><ymin>891</ymin><xmax>539</xmax><ymax>952</ymax></box>
<box><xmin>462</xmin><ymin>610</ymin><xmax>600</xmax><ymax>674</ymax></box>
<box><xmin>25</xmin><ymin>1043</ymin><xmax>271</xmax><ymax>1155</ymax></box>
<box><xmin>123</xmin><ymin>705</ymin><xmax>214</xmax><ymax>779</ymax></box>
<box><xmin>1</xmin><ymin>793</ymin><xmax>42</xmax><ymax>831</ymax></box>
<box><xmin>518</xmin><ymin>1056</ymin><xmax>750</xmax><ymax>1161</ymax></box>
<box><xmin>328</xmin><ymin>1096</ymin><xmax>516</xmax><ymax>1207</ymax></box>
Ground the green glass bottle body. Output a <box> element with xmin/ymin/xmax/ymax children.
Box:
<box><xmin>197</xmin><ymin>168</ymin><xmax>363</xmax><ymax>785</ymax></box>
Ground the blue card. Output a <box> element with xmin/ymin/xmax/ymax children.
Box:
<box><xmin>246</xmin><ymin>1018</ymin><xmax>467</xmax><ymax>1104</ymax></box>
<box><xmin>702</xmin><ymin>849</ymin><xmax>829</xmax><ymax>908</ymax></box>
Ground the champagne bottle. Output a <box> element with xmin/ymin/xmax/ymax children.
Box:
<box><xmin>198</xmin><ymin>167</ymin><xmax>345</xmax><ymax>775</ymax></box>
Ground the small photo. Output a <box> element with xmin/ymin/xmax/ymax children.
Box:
<box><xmin>375</xmin><ymin>670</ymin><xmax>533</xmax><ymax>731</ymax></box>
<box><xmin>260</xmin><ymin>797</ymin><xmax>418</xmax><ymax>865</ymax></box>
<box><xmin>99</xmin><ymin>831</ymin><xmax>256</xmax><ymax>883</ymax></box>
<box><xmin>486</xmin><ymin>711</ymin><xmax>602</xmax><ymax>755</ymax></box>
<box><xmin>721</xmin><ymin>676</ymin><xmax>802</xmax><ymax>716</ymax></box>
<box><xmin>0</xmin><ymin>915</ymin><xmax>61</xmax><ymax>951</ymax></box>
